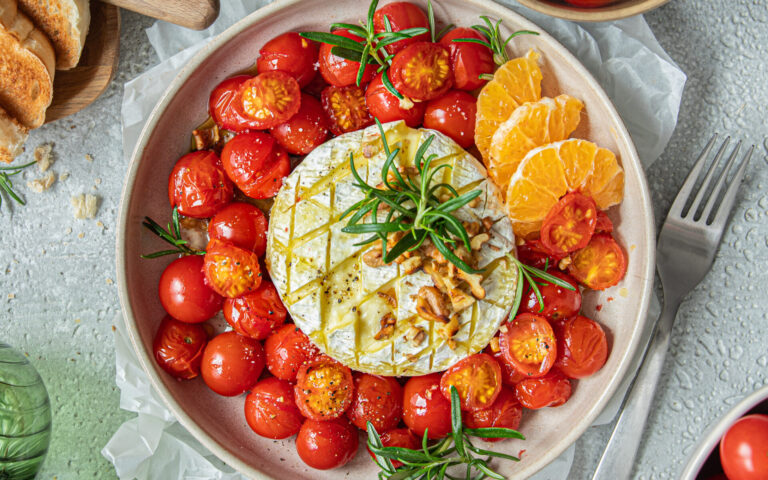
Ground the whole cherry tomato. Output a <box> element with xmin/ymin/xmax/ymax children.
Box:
<box><xmin>520</xmin><ymin>270</ymin><xmax>581</xmax><ymax>322</ymax></box>
<box><xmin>209</xmin><ymin>75</ymin><xmax>262</xmax><ymax>132</ymax></box>
<box><xmin>200</xmin><ymin>331</ymin><xmax>265</xmax><ymax>396</ymax></box>
<box><xmin>321</xmin><ymin>85</ymin><xmax>374</xmax><ymax>135</ymax></box>
<box><xmin>202</xmin><ymin>239</ymin><xmax>262</xmax><ymax>298</ymax></box>
<box><xmin>462</xmin><ymin>388</ymin><xmax>522</xmax><ymax>442</ymax></box>
<box><xmin>244</xmin><ymin>377</ymin><xmax>304</xmax><ymax>439</ymax></box>
<box><xmin>423</xmin><ymin>90</ymin><xmax>477</xmax><ymax>148</ymax></box>
<box><xmin>440</xmin><ymin>353</ymin><xmax>502</xmax><ymax>411</ymax></box>
<box><xmin>485</xmin><ymin>339</ymin><xmax>527</xmax><ymax>386</ymax></box>
<box><xmin>239</xmin><ymin>71</ymin><xmax>301</xmax><ymax>129</ymax></box>
<box><xmin>373</xmin><ymin>2</ymin><xmax>429</xmax><ymax>55</ymax></box>
<box><xmin>257</xmin><ymin>32</ymin><xmax>318</xmax><ymax>88</ymax></box>
<box><xmin>223</xmin><ymin>280</ymin><xmax>287</xmax><ymax>340</ymax></box>
<box><xmin>563</xmin><ymin>0</ymin><xmax>618</xmax><ymax>6</ymax></box>
<box><xmin>720</xmin><ymin>414</ymin><xmax>768</xmax><ymax>480</ymax></box>
<box><xmin>208</xmin><ymin>202</ymin><xmax>268</xmax><ymax>257</ymax></box>
<box><xmin>365</xmin><ymin>73</ymin><xmax>426</xmax><ymax>127</ymax></box>
<box><xmin>516</xmin><ymin>239</ymin><xmax>564</xmax><ymax>270</ymax></box>
<box><xmin>595</xmin><ymin>210</ymin><xmax>614</xmax><ymax>234</ymax></box>
<box><xmin>318</xmin><ymin>29</ymin><xmax>374</xmax><ymax>87</ymax></box>
<box><xmin>567</xmin><ymin>233</ymin><xmax>627</xmax><ymax>290</ymax></box>
<box><xmin>158</xmin><ymin>255</ymin><xmax>223</xmax><ymax>324</ymax></box>
<box><xmin>540</xmin><ymin>192</ymin><xmax>598</xmax><ymax>255</ymax></box>
<box><xmin>295</xmin><ymin>356</ymin><xmax>355</xmax><ymax>421</ymax></box>
<box><xmin>440</xmin><ymin>27</ymin><xmax>495</xmax><ymax>91</ymax></box>
<box><xmin>270</xmin><ymin>93</ymin><xmax>330</xmax><ymax>155</ymax></box>
<box><xmin>168</xmin><ymin>150</ymin><xmax>233</xmax><ymax>218</ymax></box>
<box><xmin>367</xmin><ymin>428</ymin><xmax>419</xmax><ymax>468</ymax></box>
<box><xmin>390</xmin><ymin>42</ymin><xmax>453</xmax><ymax>102</ymax></box>
<box><xmin>499</xmin><ymin>313</ymin><xmax>557</xmax><ymax>379</ymax></box>
<box><xmin>153</xmin><ymin>316</ymin><xmax>208</xmax><ymax>380</ymax></box>
<box><xmin>265</xmin><ymin>324</ymin><xmax>322</xmax><ymax>381</ymax></box>
<box><xmin>296</xmin><ymin>417</ymin><xmax>359</xmax><ymax>470</ymax></box>
<box><xmin>403</xmin><ymin>373</ymin><xmax>452</xmax><ymax>440</ymax></box>
<box><xmin>514</xmin><ymin>371</ymin><xmax>572</xmax><ymax>409</ymax></box>
<box><xmin>347</xmin><ymin>373</ymin><xmax>403</xmax><ymax>432</ymax></box>
<box><xmin>554</xmin><ymin>315</ymin><xmax>608</xmax><ymax>379</ymax></box>
<box><xmin>220</xmin><ymin>131</ymin><xmax>291</xmax><ymax>199</ymax></box>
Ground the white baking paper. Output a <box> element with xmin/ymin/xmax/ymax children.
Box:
<box><xmin>105</xmin><ymin>1</ymin><xmax>685</xmax><ymax>478</ymax></box>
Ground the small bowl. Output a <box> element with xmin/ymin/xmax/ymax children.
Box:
<box><xmin>680</xmin><ymin>384</ymin><xmax>768</xmax><ymax>479</ymax></box>
<box><xmin>515</xmin><ymin>0</ymin><xmax>671</xmax><ymax>22</ymax></box>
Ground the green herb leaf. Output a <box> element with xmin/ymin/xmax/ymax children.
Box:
<box><xmin>299</xmin><ymin>31</ymin><xmax>365</xmax><ymax>50</ymax></box>
<box><xmin>141</xmin><ymin>207</ymin><xmax>205</xmax><ymax>258</ymax></box>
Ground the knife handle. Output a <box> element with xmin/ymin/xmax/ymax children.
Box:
<box><xmin>100</xmin><ymin>0</ymin><xmax>219</xmax><ymax>30</ymax></box>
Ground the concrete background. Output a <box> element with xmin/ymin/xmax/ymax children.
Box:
<box><xmin>0</xmin><ymin>0</ymin><xmax>766</xmax><ymax>478</ymax></box>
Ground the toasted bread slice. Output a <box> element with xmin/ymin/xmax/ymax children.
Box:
<box><xmin>0</xmin><ymin>2</ymin><xmax>55</xmax><ymax>129</ymax></box>
<box><xmin>17</xmin><ymin>0</ymin><xmax>90</xmax><ymax>70</ymax></box>
<box><xmin>0</xmin><ymin>106</ymin><xmax>29</xmax><ymax>163</ymax></box>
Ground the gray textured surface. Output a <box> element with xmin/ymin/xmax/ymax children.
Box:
<box><xmin>0</xmin><ymin>0</ymin><xmax>765</xmax><ymax>478</ymax></box>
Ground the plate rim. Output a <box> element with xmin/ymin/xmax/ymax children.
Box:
<box><xmin>515</xmin><ymin>0</ymin><xmax>671</xmax><ymax>23</ymax></box>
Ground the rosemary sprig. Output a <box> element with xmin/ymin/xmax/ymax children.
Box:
<box><xmin>339</xmin><ymin>120</ymin><xmax>482</xmax><ymax>274</ymax></box>
<box><xmin>0</xmin><ymin>160</ymin><xmax>36</xmax><ymax>209</ymax></box>
<box><xmin>452</xmin><ymin>16</ymin><xmax>538</xmax><ymax>68</ymax></box>
<box><xmin>506</xmin><ymin>253</ymin><xmax>576</xmax><ymax>317</ymax></box>
<box><xmin>141</xmin><ymin>206</ymin><xmax>205</xmax><ymax>259</ymax></box>
<box><xmin>367</xmin><ymin>385</ymin><xmax>524</xmax><ymax>480</ymax></box>
<box><xmin>427</xmin><ymin>0</ymin><xmax>454</xmax><ymax>42</ymax></box>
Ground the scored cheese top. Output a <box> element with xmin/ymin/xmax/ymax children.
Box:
<box><xmin>266</xmin><ymin>121</ymin><xmax>518</xmax><ymax>376</ymax></box>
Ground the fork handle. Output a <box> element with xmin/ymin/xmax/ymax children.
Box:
<box><xmin>591</xmin><ymin>298</ymin><xmax>681</xmax><ymax>480</ymax></box>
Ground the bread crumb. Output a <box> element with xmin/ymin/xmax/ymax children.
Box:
<box><xmin>78</xmin><ymin>232</ymin><xmax>84</xmax><ymax>239</ymax></box>
<box><xmin>64</xmin><ymin>227</ymin><xmax>72</xmax><ymax>235</ymax></box>
<box><xmin>71</xmin><ymin>193</ymin><xmax>99</xmax><ymax>219</ymax></box>
<box><xmin>619</xmin><ymin>287</ymin><xmax>629</xmax><ymax>298</ymax></box>
<box><xmin>96</xmin><ymin>221</ymin><xmax>104</xmax><ymax>228</ymax></box>
<box><xmin>7</xmin><ymin>293</ymin><xmax>15</xmax><ymax>299</ymax></box>
<box><xmin>85</xmin><ymin>154</ymin><xmax>93</xmax><ymax>162</ymax></box>
<box><xmin>60</xmin><ymin>172</ymin><xmax>70</xmax><ymax>182</ymax></box>
<box><xmin>75</xmin><ymin>318</ymin><xmax>81</xmax><ymax>323</ymax></box>
<box><xmin>106</xmin><ymin>278</ymin><xmax>113</xmax><ymax>285</ymax></box>
<box><xmin>27</xmin><ymin>171</ymin><xmax>55</xmax><ymax>193</ymax></box>
<box><xmin>34</xmin><ymin>144</ymin><xmax>54</xmax><ymax>172</ymax></box>
<box><xmin>94</xmin><ymin>178</ymin><xmax>102</xmax><ymax>185</ymax></box>
<box><xmin>111</xmin><ymin>325</ymin><xmax>116</xmax><ymax>332</ymax></box>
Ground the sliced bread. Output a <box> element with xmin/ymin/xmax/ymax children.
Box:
<box><xmin>0</xmin><ymin>106</ymin><xmax>29</xmax><ymax>163</ymax></box>
<box><xmin>17</xmin><ymin>0</ymin><xmax>90</xmax><ymax>70</ymax></box>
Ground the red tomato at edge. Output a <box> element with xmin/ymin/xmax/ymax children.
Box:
<box><xmin>318</xmin><ymin>29</ymin><xmax>374</xmax><ymax>87</ymax></box>
<box><xmin>245</xmin><ymin>377</ymin><xmax>304</xmax><ymax>439</ymax></box>
<box><xmin>423</xmin><ymin>90</ymin><xmax>477</xmax><ymax>148</ymax></box>
<box><xmin>720</xmin><ymin>414</ymin><xmax>768</xmax><ymax>480</ymax></box>
<box><xmin>440</xmin><ymin>27</ymin><xmax>495</xmax><ymax>91</ymax></box>
<box><xmin>463</xmin><ymin>388</ymin><xmax>523</xmax><ymax>442</ymax></box>
<box><xmin>158</xmin><ymin>255</ymin><xmax>223</xmax><ymax>324</ymax></box>
<box><xmin>366</xmin><ymin>73</ymin><xmax>426</xmax><ymax>127</ymax></box>
<box><xmin>208</xmin><ymin>202</ymin><xmax>269</xmax><ymax>257</ymax></box>
<box><xmin>153</xmin><ymin>316</ymin><xmax>208</xmax><ymax>380</ymax></box>
<box><xmin>270</xmin><ymin>93</ymin><xmax>330</xmax><ymax>155</ymax></box>
<box><xmin>200</xmin><ymin>331</ymin><xmax>265</xmax><ymax>397</ymax></box>
<box><xmin>347</xmin><ymin>373</ymin><xmax>403</xmax><ymax>432</ymax></box>
<box><xmin>265</xmin><ymin>324</ymin><xmax>321</xmax><ymax>382</ymax></box>
<box><xmin>168</xmin><ymin>150</ymin><xmax>233</xmax><ymax>218</ymax></box>
<box><xmin>220</xmin><ymin>131</ymin><xmax>291</xmax><ymax>200</ymax></box>
<box><xmin>223</xmin><ymin>280</ymin><xmax>287</xmax><ymax>340</ymax></box>
<box><xmin>373</xmin><ymin>2</ymin><xmax>429</xmax><ymax>55</ymax></box>
<box><xmin>257</xmin><ymin>32</ymin><xmax>318</xmax><ymax>88</ymax></box>
<box><xmin>403</xmin><ymin>373</ymin><xmax>452</xmax><ymax>440</ymax></box>
<box><xmin>296</xmin><ymin>418</ymin><xmax>359</xmax><ymax>470</ymax></box>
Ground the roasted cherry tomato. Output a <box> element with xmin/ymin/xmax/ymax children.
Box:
<box><xmin>168</xmin><ymin>150</ymin><xmax>233</xmax><ymax>218</ymax></box>
<box><xmin>208</xmin><ymin>202</ymin><xmax>268</xmax><ymax>257</ymax></box>
<box><xmin>540</xmin><ymin>192</ymin><xmax>598</xmax><ymax>255</ymax></box>
<box><xmin>295</xmin><ymin>356</ymin><xmax>355</xmax><ymax>421</ymax></box>
<box><xmin>365</xmin><ymin>73</ymin><xmax>426</xmax><ymax>127</ymax></box>
<box><xmin>153</xmin><ymin>316</ymin><xmax>208</xmax><ymax>380</ymax></box>
<box><xmin>423</xmin><ymin>90</ymin><xmax>477</xmax><ymax>148</ymax></box>
<box><xmin>514</xmin><ymin>371</ymin><xmax>572</xmax><ymax>409</ymax></box>
<box><xmin>244</xmin><ymin>377</ymin><xmax>304</xmax><ymax>439</ymax></box>
<box><xmin>270</xmin><ymin>93</ymin><xmax>330</xmax><ymax>155</ymax></box>
<box><xmin>221</xmin><ymin>131</ymin><xmax>291</xmax><ymax>199</ymax></box>
<box><xmin>462</xmin><ymin>388</ymin><xmax>523</xmax><ymax>442</ymax></box>
<box><xmin>403</xmin><ymin>373</ymin><xmax>452</xmax><ymax>439</ymax></box>
<box><xmin>265</xmin><ymin>324</ymin><xmax>321</xmax><ymax>381</ymax></box>
<box><xmin>304</xmin><ymin>70</ymin><xmax>329</xmax><ymax>99</ymax></box>
<box><xmin>256</xmin><ymin>32</ymin><xmax>318</xmax><ymax>88</ymax></box>
<box><xmin>391</xmin><ymin>42</ymin><xmax>453</xmax><ymax>102</ymax></box>
<box><xmin>158</xmin><ymin>255</ymin><xmax>223</xmax><ymax>324</ymax></box>
<box><xmin>485</xmin><ymin>339</ymin><xmax>527</xmax><ymax>386</ymax></box>
<box><xmin>499</xmin><ymin>313</ymin><xmax>557</xmax><ymax>379</ymax></box>
<box><xmin>200</xmin><ymin>331</ymin><xmax>265</xmax><ymax>396</ymax></box>
<box><xmin>516</xmin><ymin>239</ymin><xmax>564</xmax><ymax>270</ymax></box>
<box><xmin>203</xmin><ymin>239</ymin><xmax>262</xmax><ymax>298</ymax></box>
<box><xmin>553</xmin><ymin>315</ymin><xmax>608</xmax><ymax>379</ymax></box>
<box><xmin>567</xmin><ymin>233</ymin><xmax>627</xmax><ymax>290</ymax></box>
<box><xmin>563</xmin><ymin>0</ymin><xmax>618</xmax><ymax>7</ymax></box>
<box><xmin>296</xmin><ymin>417</ymin><xmax>359</xmax><ymax>470</ymax></box>
<box><xmin>720</xmin><ymin>414</ymin><xmax>768</xmax><ymax>480</ymax></box>
<box><xmin>347</xmin><ymin>373</ymin><xmax>403</xmax><ymax>432</ymax></box>
<box><xmin>209</xmin><ymin>75</ymin><xmax>262</xmax><ymax>132</ymax></box>
<box><xmin>321</xmin><ymin>85</ymin><xmax>374</xmax><ymax>135</ymax></box>
<box><xmin>520</xmin><ymin>270</ymin><xmax>581</xmax><ymax>322</ymax></box>
<box><xmin>223</xmin><ymin>280</ymin><xmax>287</xmax><ymax>340</ymax></box>
<box><xmin>439</xmin><ymin>27</ymin><xmax>495</xmax><ymax>91</ymax></box>
<box><xmin>367</xmin><ymin>428</ymin><xmax>419</xmax><ymax>468</ymax></box>
<box><xmin>373</xmin><ymin>2</ymin><xmax>429</xmax><ymax>55</ymax></box>
<box><xmin>440</xmin><ymin>353</ymin><xmax>502</xmax><ymax>411</ymax></box>
<box><xmin>238</xmin><ymin>71</ymin><xmax>301</xmax><ymax>129</ymax></box>
<box><xmin>595</xmin><ymin>210</ymin><xmax>614</xmax><ymax>234</ymax></box>
<box><xmin>318</xmin><ymin>29</ymin><xmax>374</xmax><ymax>87</ymax></box>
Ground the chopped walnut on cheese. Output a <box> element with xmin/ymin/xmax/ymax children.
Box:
<box><xmin>71</xmin><ymin>194</ymin><xmax>99</xmax><ymax>219</ymax></box>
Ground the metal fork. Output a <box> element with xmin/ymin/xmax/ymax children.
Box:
<box><xmin>591</xmin><ymin>135</ymin><xmax>754</xmax><ymax>480</ymax></box>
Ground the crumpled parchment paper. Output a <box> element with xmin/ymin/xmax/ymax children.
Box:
<box><xmin>104</xmin><ymin>1</ymin><xmax>684</xmax><ymax>478</ymax></box>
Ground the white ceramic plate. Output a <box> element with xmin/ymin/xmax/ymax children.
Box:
<box><xmin>116</xmin><ymin>0</ymin><xmax>655</xmax><ymax>478</ymax></box>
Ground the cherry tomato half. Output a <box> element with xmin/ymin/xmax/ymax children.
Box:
<box><xmin>595</xmin><ymin>210</ymin><xmax>614</xmax><ymax>234</ymax></box>
<box><xmin>373</xmin><ymin>2</ymin><xmax>429</xmax><ymax>55</ymax></box>
<box><xmin>296</xmin><ymin>417</ymin><xmax>359</xmax><ymax>470</ymax></box>
<box><xmin>462</xmin><ymin>388</ymin><xmax>522</xmax><ymax>442</ymax></box>
<box><xmin>423</xmin><ymin>90</ymin><xmax>477</xmax><ymax>148</ymax></box>
<box><xmin>367</xmin><ymin>428</ymin><xmax>419</xmax><ymax>468</ymax></box>
<box><xmin>540</xmin><ymin>192</ymin><xmax>598</xmax><ymax>255</ymax></box>
<box><xmin>365</xmin><ymin>73</ymin><xmax>426</xmax><ymax>127</ymax></box>
<box><xmin>209</xmin><ymin>75</ymin><xmax>263</xmax><ymax>132</ymax></box>
<box><xmin>440</xmin><ymin>353</ymin><xmax>502</xmax><ymax>411</ymax></box>
<box><xmin>485</xmin><ymin>340</ymin><xmax>527</xmax><ymax>386</ymax></box>
<box><xmin>223</xmin><ymin>280</ymin><xmax>287</xmax><ymax>340</ymax></box>
<box><xmin>265</xmin><ymin>324</ymin><xmax>321</xmax><ymax>381</ymax></box>
<box><xmin>403</xmin><ymin>373</ymin><xmax>452</xmax><ymax>440</ymax></box>
<box><xmin>270</xmin><ymin>93</ymin><xmax>330</xmax><ymax>155</ymax></box>
<box><xmin>168</xmin><ymin>150</ymin><xmax>233</xmax><ymax>218</ymax></box>
<box><xmin>239</xmin><ymin>71</ymin><xmax>301</xmax><ymax>129</ymax></box>
<box><xmin>321</xmin><ymin>84</ymin><xmax>374</xmax><ymax>135</ymax></box>
<box><xmin>514</xmin><ymin>371</ymin><xmax>572</xmax><ymax>409</ymax></box>
<box><xmin>554</xmin><ymin>315</ymin><xmax>609</xmax><ymax>379</ymax></box>
<box><xmin>158</xmin><ymin>255</ymin><xmax>223</xmax><ymax>324</ymax></box>
<box><xmin>567</xmin><ymin>233</ymin><xmax>627</xmax><ymax>290</ymax></box>
<box><xmin>200</xmin><ymin>331</ymin><xmax>265</xmax><ymax>396</ymax></box>
<box><xmin>153</xmin><ymin>316</ymin><xmax>208</xmax><ymax>380</ymax></box>
<box><xmin>203</xmin><ymin>239</ymin><xmax>262</xmax><ymax>298</ymax></box>
<box><xmin>245</xmin><ymin>377</ymin><xmax>304</xmax><ymax>439</ymax></box>
<box><xmin>295</xmin><ymin>356</ymin><xmax>355</xmax><ymax>421</ymax></box>
<box><xmin>347</xmin><ymin>373</ymin><xmax>403</xmax><ymax>432</ymax></box>
<box><xmin>516</xmin><ymin>239</ymin><xmax>564</xmax><ymax>270</ymax></box>
<box><xmin>440</xmin><ymin>27</ymin><xmax>494</xmax><ymax>91</ymax></box>
<box><xmin>208</xmin><ymin>202</ymin><xmax>268</xmax><ymax>257</ymax></box>
<box><xmin>221</xmin><ymin>131</ymin><xmax>291</xmax><ymax>199</ymax></box>
<box><xmin>391</xmin><ymin>42</ymin><xmax>453</xmax><ymax>102</ymax></box>
<box><xmin>499</xmin><ymin>313</ymin><xmax>557</xmax><ymax>379</ymax></box>
<box><xmin>520</xmin><ymin>270</ymin><xmax>581</xmax><ymax>322</ymax></box>
<box><xmin>318</xmin><ymin>29</ymin><xmax>374</xmax><ymax>87</ymax></box>
<box><xmin>257</xmin><ymin>32</ymin><xmax>318</xmax><ymax>88</ymax></box>
<box><xmin>720</xmin><ymin>414</ymin><xmax>768</xmax><ymax>480</ymax></box>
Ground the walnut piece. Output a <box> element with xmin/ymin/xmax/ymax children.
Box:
<box><xmin>416</xmin><ymin>286</ymin><xmax>450</xmax><ymax>323</ymax></box>
<box><xmin>405</xmin><ymin>325</ymin><xmax>426</xmax><ymax>347</ymax></box>
<box><xmin>374</xmin><ymin>313</ymin><xmax>397</xmax><ymax>340</ymax></box>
